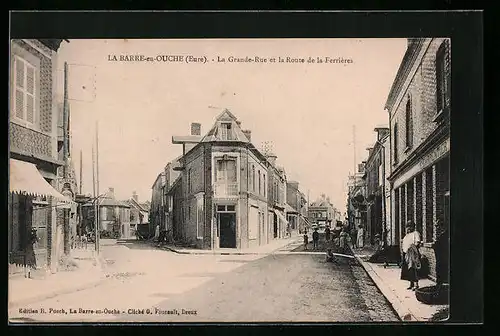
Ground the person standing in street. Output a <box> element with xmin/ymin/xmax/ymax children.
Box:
<box><xmin>312</xmin><ymin>228</ymin><xmax>319</xmax><ymax>250</ymax></box>
<box><xmin>350</xmin><ymin>226</ymin><xmax>358</xmax><ymax>248</ymax></box>
<box><xmin>339</xmin><ymin>228</ymin><xmax>349</xmax><ymax>254</ymax></box>
<box><xmin>400</xmin><ymin>221</ymin><xmax>422</xmax><ymax>290</ymax></box>
<box><xmin>356</xmin><ymin>225</ymin><xmax>364</xmax><ymax>249</ymax></box>
<box><xmin>303</xmin><ymin>232</ymin><xmax>309</xmax><ymax>251</ymax></box>
<box><xmin>325</xmin><ymin>226</ymin><xmax>331</xmax><ymax>242</ymax></box>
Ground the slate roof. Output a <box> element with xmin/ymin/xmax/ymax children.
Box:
<box><xmin>200</xmin><ymin>109</ymin><xmax>251</xmax><ymax>143</ymax></box>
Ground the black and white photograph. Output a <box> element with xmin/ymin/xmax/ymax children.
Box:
<box><xmin>8</xmin><ymin>11</ymin><xmax>481</xmax><ymax>324</ymax></box>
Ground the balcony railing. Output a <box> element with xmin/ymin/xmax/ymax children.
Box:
<box><xmin>214</xmin><ymin>182</ymin><xmax>238</xmax><ymax>197</ymax></box>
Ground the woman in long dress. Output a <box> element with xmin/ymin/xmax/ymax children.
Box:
<box><xmin>356</xmin><ymin>225</ymin><xmax>364</xmax><ymax>248</ymax></box>
<box><xmin>400</xmin><ymin>221</ymin><xmax>422</xmax><ymax>290</ymax></box>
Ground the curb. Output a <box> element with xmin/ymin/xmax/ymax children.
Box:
<box><xmin>351</xmin><ymin>249</ymin><xmax>418</xmax><ymax>322</ymax></box>
<box><xmin>9</xmin><ymin>276</ymin><xmax>110</xmax><ymax>310</ymax></box>
<box><xmin>159</xmin><ymin>239</ymin><xmax>301</xmax><ymax>256</ymax></box>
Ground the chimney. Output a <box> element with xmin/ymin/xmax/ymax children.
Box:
<box><xmin>191</xmin><ymin>122</ymin><xmax>201</xmax><ymax>136</ymax></box>
<box><xmin>367</xmin><ymin>147</ymin><xmax>374</xmax><ymax>157</ymax></box>
<box><xmin>132</xmin><ymin>191</ymin><xmax>138</xmax><ymax>202</ymax></box>
<box><xmin>108</xmin><ymin>187</ymin><xmax>115</xmax><ymax>198</ymax></box>
<box><xmin>242</xmin><ymin>130</ymin><xmax>252</xmax><ymax>142</ymax></box>
<box><xmin>266</xmin><ymin>153</ymin><xmax>277</xmax><ymax>166</ymax></box>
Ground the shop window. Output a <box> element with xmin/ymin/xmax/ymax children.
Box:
<box><xmin>425</xmin><ymin>167</ymin><xmax>434</xmax><ymax>242</ymax></box>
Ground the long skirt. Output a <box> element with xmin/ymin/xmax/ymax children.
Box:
<box><xmin>357</xmin><ymin>236</ymin><xmax>364</xmax><ymax>248</ymax></box>
<box><xmin>400</xmin><ymin>253</ymin><xmax>418</xmax><ymax>282</ymax></box>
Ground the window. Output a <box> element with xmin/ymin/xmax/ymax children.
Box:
<box><xmin>393</xmin><ymin>123</ymin><xmax>399</xmax><ymax>164</ymax></box>
<box><xmin>226</xmin><ymin>205</ymin><xmax>236</xmax><ymax>212</ymax></box>
<box><xmin>196</xmin><ymin>197</ymin><xmax>204</xmax><ymax>239</ymax></box>
<box><xmin>249</xmin><ymin>206</ymin><xmax>259</xmax><ymax>240</ymax></box>
<box><xmin>436</xmin><ymin>42</ymin><xmax>449</xmax><ymax>115</ymax></box>
<box><xmin>251</xmin><ymin>165</ymin><xmax>255</xmax><ymax>191</ymax></box>
<box><xmin>12</xmin><ymin>56</ymin><xmax>37</xmax><ymax>125</ymax></box>
<box><xmin>187</xmin><ymin>168</ymin><xmax>192</xmax><ymax>193</ymax></box>
<box><xmin>258</xmin><ymin>170</ymin><xmax>261</xmax><ymax>195</ymax></box>
<box><xmin>405</xmin><ymin>95</ymin><xmax>413</xmax><ymax>149</ymax></box>
<box><xmin>216</xmin><ymin>159</ymin><xmax>237</xmax><ymax>182</ymax></box>
<box><xmin>263</xmin><ymin>174</ymin><xmax>266</xmax><ymax>197</ymax></box>
<box><xmin>220</xmin><ymin>123</ymin><xmax>233</xmax><ymax>140</ymax></box>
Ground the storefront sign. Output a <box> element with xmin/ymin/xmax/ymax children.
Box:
<box><xmin>418</xmin><ymin>138</ymin><xmax>450</xmax><ymax>170</ymax></box>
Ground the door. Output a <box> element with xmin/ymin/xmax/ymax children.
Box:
<box><xmin>273</xmin><ymin>213</ymin><xmax>278</xmax><ymax>238</ymax></box>
<box><xmin>219</xmin><ymin>213</ymin><xmax>236</xmax><ymax>248</ymax></box>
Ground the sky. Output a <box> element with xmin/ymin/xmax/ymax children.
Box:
<box><xmin>55</xmin><ymin>38</ymin><xmax>407</xmax><ymax>210</ymax></box>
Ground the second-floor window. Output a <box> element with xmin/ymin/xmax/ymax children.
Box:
<box><xmin>393</xmin><ymin>123</ymin><xmax>399</xmax><ymax>164</ymax></box>
<box><xmin>263</xmin><ymin>174</ymin><xmax>266</xmax><ymax>197</ymax></box>
<box><xmin>258</xmin><ymin>170</ymin><xmax>261</xmax><ymax>195</ymax></box>
<box><xmin>12</xmin><ymin>56</ymin><xmax>37</xmax><ymax>125</ymax></box>
<box><xmin>436</xmin><ymin>41</ymin><xmax>450</xmax><ymax>115</ymax></box>
<box><xmin>215</xmin><ymin>159</ymin><xmax>237</xmax><ymax>183</ymax></box>
<box><xmin>188</xmin><ymin>168</ymin><xmax>192</xmax><ymax>193</ymax></box>
<box><xmin>405</xmin><ymin>95</ymin><xmax>413</xmax><ymax>149</ymax></box>
<box><xmin>252</xmin><ymin>165</ymin><xmax>255</xmax><ymax>191</ymax></box>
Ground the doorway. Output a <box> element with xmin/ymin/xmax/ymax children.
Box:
<box><xmin>273</xmin><ymin>213</ymin><xmax>278</xmax><ymax>238</ymax></box>
<box><xmin>219</xmin><ymin>213</ymin><xmax>236</xmax><ymax>248</ymax></box>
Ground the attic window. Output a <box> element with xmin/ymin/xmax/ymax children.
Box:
<box><xmin>220</xmin><ymin>123</ymin><xmax>233</xmax><ymax>140</ymax></box>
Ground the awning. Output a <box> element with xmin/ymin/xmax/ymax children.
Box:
<box><xmin>285</xmin><ymin>203</ymin><xmax>298</xmax><ymax>214</ymax></box>
<box><xmin>9</xmin><ymin>159</ymin><xmax>74</xmax><ymax>206</ymax></box>
<box><xmin>274</xmin><ymin>209</ymin><xmax>289</xmax><ymax>225</ymax></box>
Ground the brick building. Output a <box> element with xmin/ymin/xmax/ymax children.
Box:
<box><xmin>364</xmin><ymin>126</ymin><xmax>391</xmax><ymax>246</ymax></box>
<box><xmin>9</xmin><ymin>39</ymin><xmax>74</xmax><ymax>276</ymax></box>
<box><xmin>264</xmin><ymin>154</ymin><xmax>288</xmax><ymax>241</ymax></box>
<box><xmin>385</xmin><ymin>38</ymin><xmax>450</xmax><ymax>280</ymax></box>
<box><xmin>171</xmin><ymin>109</ymin><xmax>280</xmax><ymax>250</ymax></box>
<box><xmin>286</xmin><ymin>181</ymin><xmax>308</xmax><ymax>235</ymax></box>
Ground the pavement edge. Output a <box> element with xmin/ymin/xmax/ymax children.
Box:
<box><xmin>352</xmin><ymin>249</ymin><xmax>418</xmax><ymax>322</ymax></box>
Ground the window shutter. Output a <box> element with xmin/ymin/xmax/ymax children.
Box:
<box><xmin>15</xmin><ymin>58</ymin><xmax>24</xmax><ymax>89</ymax></box>
<box><xmin>26</xmin><ymin>66</ymin><xmax>35</xmax><ymax>94</ymax></box>
<box><xmin>26</xmin><ymin>95</ymin><xmax>34</xmax><ymax>123</ymax></box>
<box><xmin>15</xmin><ymin>89</ymin><xmax>24</xmax><ymax>119</ymax></box>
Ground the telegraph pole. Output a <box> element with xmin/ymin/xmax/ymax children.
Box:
<box><xmin>79</xmin><ymin>150</ymin><xmax>83</xmax><ymax>195</ymax></box>
<box><xmin>95</xmin><ymin>121</ymin><xmax>100</xmax><ymax>254</ymax></box>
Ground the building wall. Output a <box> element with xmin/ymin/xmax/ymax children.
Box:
<box><xmin>388</xmin><ymin>38</ymin><xmax>451</xmax><ymax>280</ymax></box>
<box><xmin>10</xmin><ymin>40</ymin><xmax>56</xmax><ymax>161</ymax></box>
<box><xmin>182</xmin><ymin>144</ymin><xmax>206</xmax><ymax>247</ymax></box>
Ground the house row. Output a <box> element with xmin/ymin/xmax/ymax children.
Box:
<box><xmin>347</xmin><ymin>37</ymin><xmax>450</xmax><ymax>283</ymax></box>
<box><xmin>307</xmin><ymin>194</ymin><xmax>343</xmax><ymax>229</ymax></box>
<box><xmin>81</xmin><ymin>188</ymin><xmax>150</xmax><ymax>239</ymax></box>
<box><xmin>150</xmin><ymin>109</ymin><xmax>311</xmax><ymax>250</ymax></box>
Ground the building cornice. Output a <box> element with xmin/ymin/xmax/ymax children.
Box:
<box><xmin>387</xmin><ymin>123</ymin><xmax>449</xmax><ymax>182</ymax></box>
<box><xmin>385</xmin><ymin>39</ymin><xmax>428</xmax><ymax>112</ymax></box>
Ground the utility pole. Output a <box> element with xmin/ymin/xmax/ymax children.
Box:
<box><xmin>95</xmin><ymin>121</ymin><xmax>100</xmax><ymax>254</ymax></box>
<box><xmin>92</xmin><ymin>144</ymin><xmax>97</xmax><ymax>253</ymax></box>
<box><xmin>62</xmin><ymin>61</ymin><xmax>71</xmax><ymax>255</ymax></box>
<box><xmin>79</xmin><ymin>150</ymin><xmax>83</xmax><ymax>195</ymax></box>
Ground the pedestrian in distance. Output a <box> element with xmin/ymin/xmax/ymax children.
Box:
<box><xmin>325</xmin><ymin>226</ymin><xmax>331</xmax><ymax>242</ymax></box>
<box><xmin>312</xmin><ymin>228</ymin><xmax>319</xmax><ymax>250</ymax></box>
<box><xmin>356</xmin><ymin>225</ymin><xmax>364</xmax><ymax>249</ymax></box>
<box><xmin>303</xmin><ymin>232</ymin><xmax>309</xmax><ymax>250</ymax></box>
<box><xmin>350</xmin><ymin>226</ymin><xmax>357</xmax><ymax>249</ymax></box>
<box><xmin>400</xmin><ymin>220</ymin><xmax>422</xmax><ymax>290</ymax></box>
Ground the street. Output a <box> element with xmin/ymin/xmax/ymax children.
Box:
<box><xmin>9</xmin><ymin>239</ymin><xmax>399</xmax><ymax>323</ymax></box>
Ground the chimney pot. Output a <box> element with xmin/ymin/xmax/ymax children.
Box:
<box><xmin>191</xmin><ymin>122</ymin><xmax>201</xmax><ymax>136</ymax></box>
<box><xmin>242</xmin><ymin>130</ymin><xmax>252</xmax><ymax>142</ymax></box>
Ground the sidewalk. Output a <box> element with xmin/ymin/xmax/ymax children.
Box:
<box><xmin>8</xmin><ymin>247</ymin><xmax>108</xmax><ymax>310</ymax></box>
<box><xmin>159</xmin><ymin>236</ymin><xmax>301</xmax><ymax>255</ymax></box>
<box><xmin>351</xmin><ymin>245</ymin><xmax>449</xmax><ymax>322</ymax></box>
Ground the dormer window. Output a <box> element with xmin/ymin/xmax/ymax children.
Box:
<box><xmin>220</xmin><ymin>122</ymin><xmax>233</xmax><ymax>140</ymax></box>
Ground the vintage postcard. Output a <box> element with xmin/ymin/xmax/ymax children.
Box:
<box><xmin>8</xmin><ymin>37</ymin><xmax>451</xmax><ymax>323</ymax></box>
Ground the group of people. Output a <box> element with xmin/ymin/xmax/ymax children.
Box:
<box><xmin>302</xmin><ymin>225</ymin><xmax>350</xmax><ymax>253</ymax></box>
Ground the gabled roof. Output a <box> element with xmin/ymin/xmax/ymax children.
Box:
<box><xmin>127</xmin><ymin>197</ymin><xmax>148</xmax><ymax>212</ymax></box>
<box><xmin>200</xmin><ymin>109</ymin><xmax>251</xmax><ymax>143</ymax></box>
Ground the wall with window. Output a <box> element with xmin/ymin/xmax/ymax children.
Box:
<box><xmin>390</xmin><ymin>38</ymin><xmax>451</xmax><ymax>169</ymax></box>
<box><xmin>10</xmin><ymin>40</ymin><xmax>57</xmax><ymax>161</ymax></box>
